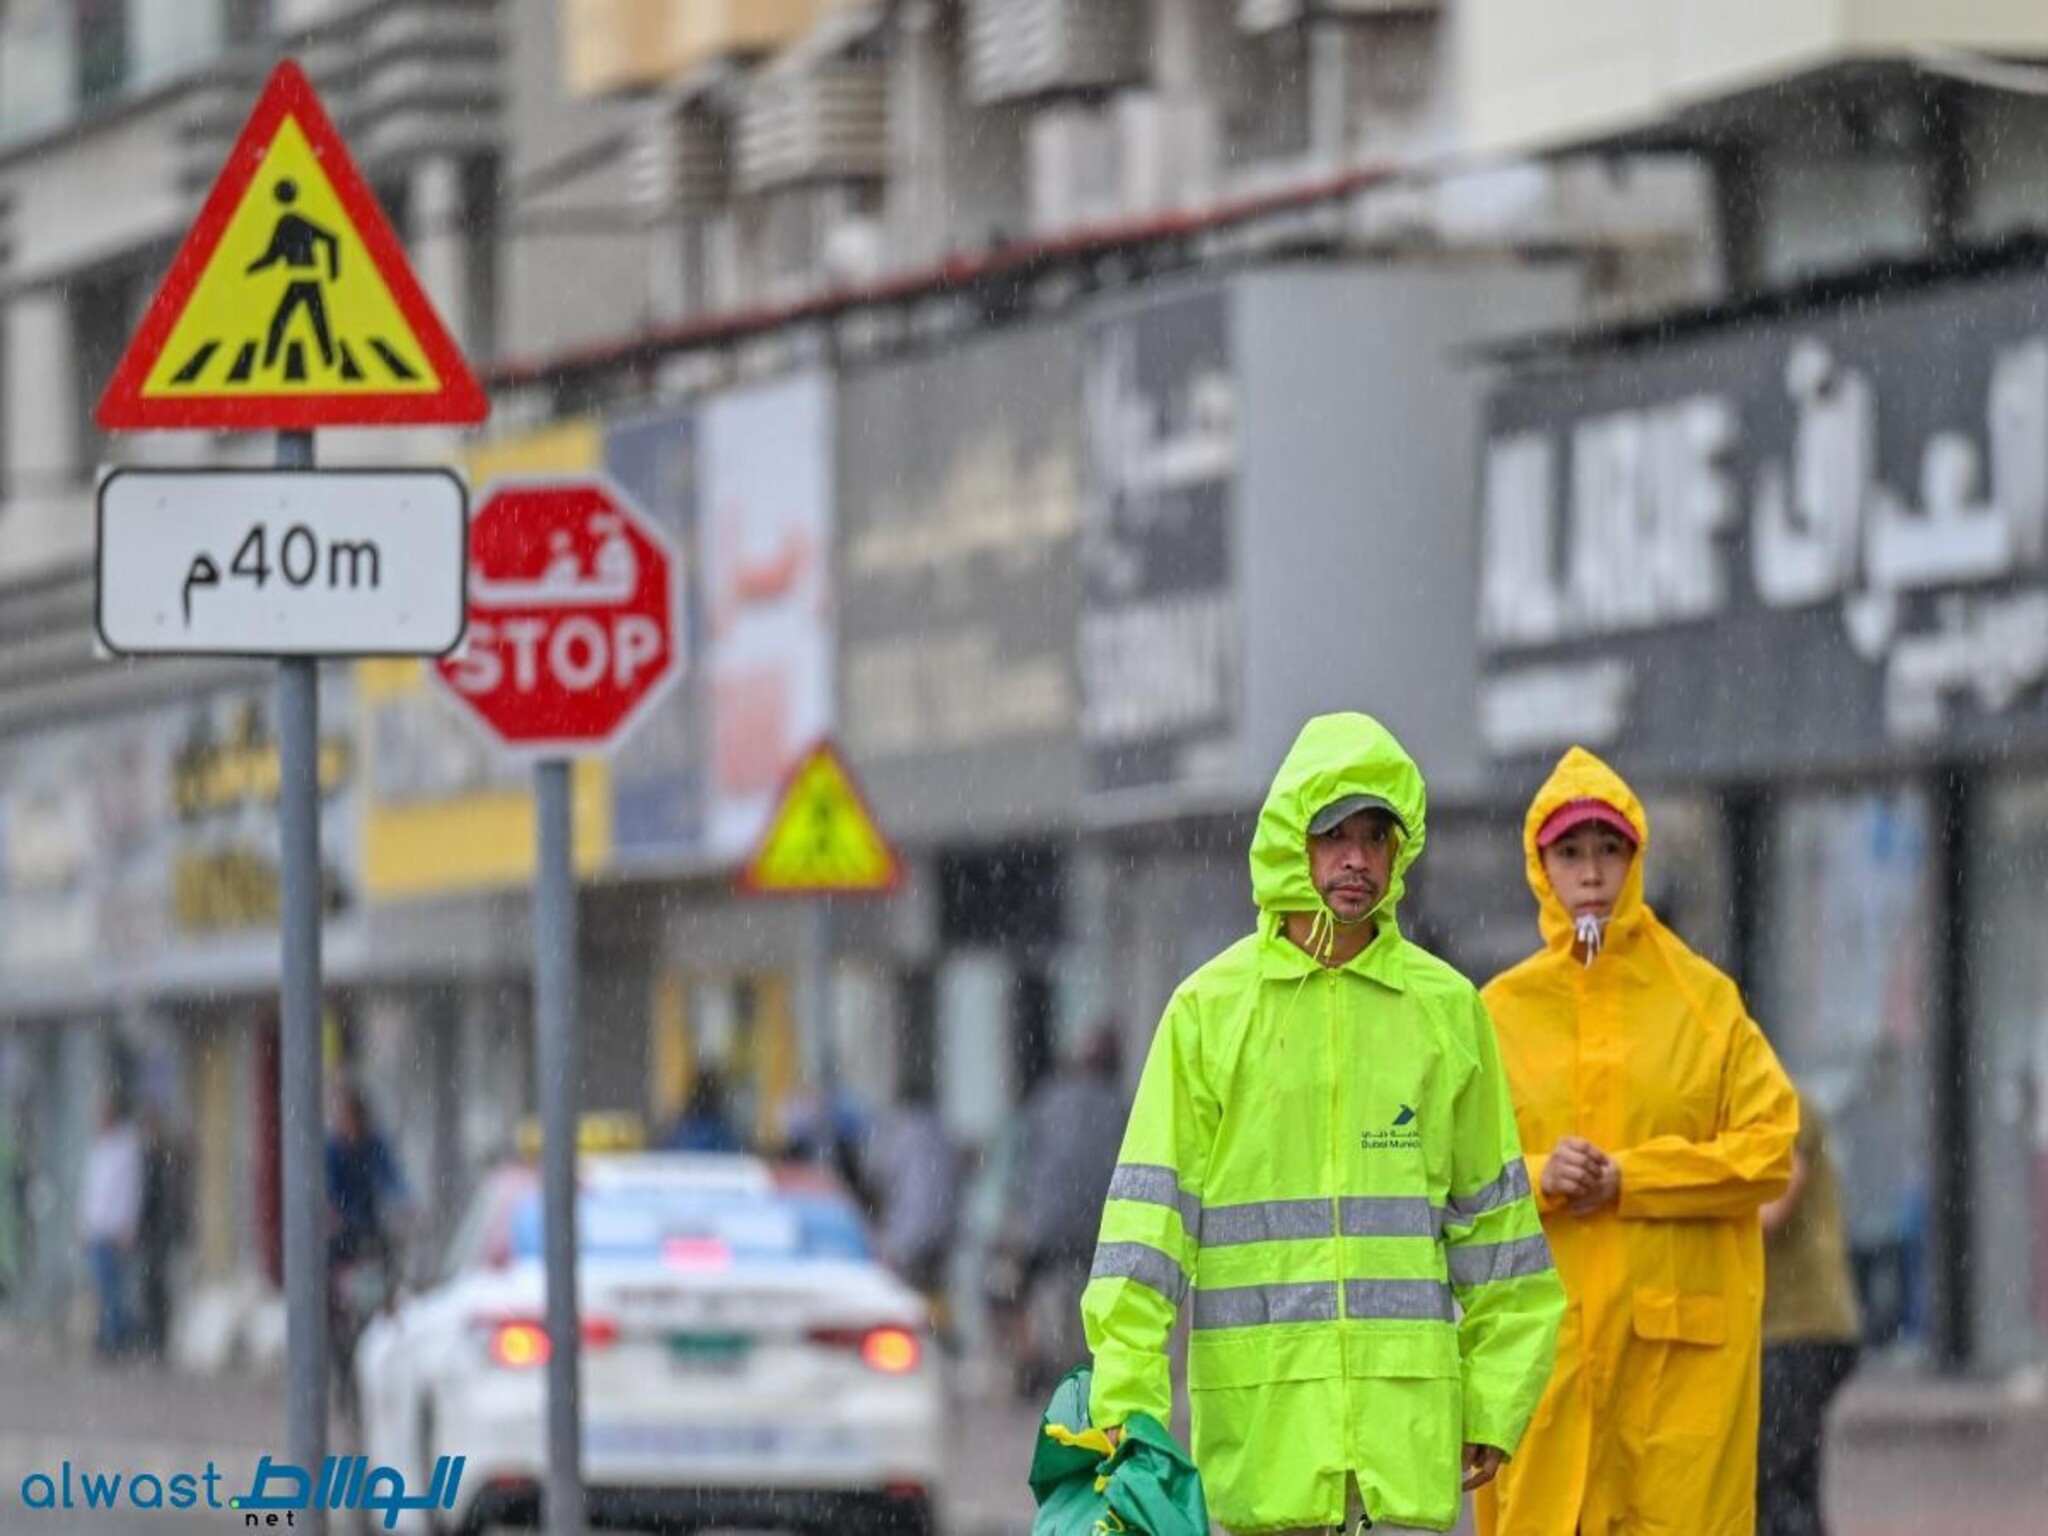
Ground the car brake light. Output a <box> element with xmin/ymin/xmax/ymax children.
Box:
<box><xmin>806</xmin><ymin>1324</ymin><xmax>922</xmax><ymax>1372</ymax></box>
<box><xmin>486</xmin><ymin>1316</ymin><xmax>618</xmax><ymax>1367</ymax></box>
<box><xmin>860</xmin><ymin>1327</ymin><xmax>920</xmax><ymax>1374</ymax></box>
<box><xmin>490</xmin><ymin>1320</ymin><xmax>550</xmax><ymax>1369</ymax></box>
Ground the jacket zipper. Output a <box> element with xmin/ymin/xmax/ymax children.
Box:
<box><xmin>1329</xmin><ymin>966</ymin><xmax>1347</xmax><ymax>1326</ymax></box>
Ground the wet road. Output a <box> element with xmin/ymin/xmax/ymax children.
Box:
<box><xmin>5</xmin><ymin>1355</ymin><xmax>2046</xmax><ymax>1535</ymax></box>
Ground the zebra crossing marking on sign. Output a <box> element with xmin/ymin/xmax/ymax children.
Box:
<box><xmin>96</xmin><ymin>59</ymin><xmax>486</xmax><ymax>431</ymax></box>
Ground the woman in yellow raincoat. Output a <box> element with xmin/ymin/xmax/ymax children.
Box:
<box><xmin>1477</xmin><ymin>747</ymin><xmax>1798</xmax><ymax>1536</ymax></box>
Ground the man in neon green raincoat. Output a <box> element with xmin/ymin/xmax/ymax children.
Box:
<box><xmin>1083</xmin><ymin>714</ymin><xmax>1565</xmax><ymax>1535</ymax></box>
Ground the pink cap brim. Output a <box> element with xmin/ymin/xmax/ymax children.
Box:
<box><xmin>1536</xmin><ymin>799</ymin><xmax>1638</xmax><ymax>849</ymax></box>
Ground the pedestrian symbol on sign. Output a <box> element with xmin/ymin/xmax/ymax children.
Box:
<box><xmin>247</xmin><ymin>180</ymin><xmax>340</xmax><ymax>378</ymax></box>
<box><xmin>738</xmin><ymin>742</ymin><xmax>903</xmax><ymax>897</ymax></box>
<box><xmin>95</xmin><ymin>60</ymin><xmax>485</xmax><ymax>429</ymax></box>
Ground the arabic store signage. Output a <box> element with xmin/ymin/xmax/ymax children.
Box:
<box><xmin>839</xmin><ymin>322</ymin><xmax>1083</xmax><ymax>835</ymax></box>
<box><xmin>0</xmin><ymin>682</ymin><xmax>361</xmax><ymax>993</ymax></box>
<box><xmin>170</xmin><ymin>685</ymin><xmax>359</xmax><ymax>936</ymax></box>
<box><xmin>1479</xmin><ymin>263</ymin><xmax>2048</xmax><ymax>777</ymax></box>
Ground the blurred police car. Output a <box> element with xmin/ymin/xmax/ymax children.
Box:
<box><xmin>356</xmin><ymin>1151</ymin><xmax>943</xmax><ymax>1534</ymax></box>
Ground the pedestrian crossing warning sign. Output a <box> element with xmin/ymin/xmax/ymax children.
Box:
<box><xmin>96</xmin><ymin>59</ymin><xmax>487</xmax><ymax>431</ymax></box>
<box><xmin>739</xmin><ymin>741</ymin><xmax>904</xmax><ymax>897</ymax></box>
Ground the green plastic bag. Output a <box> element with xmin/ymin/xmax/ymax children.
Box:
<box><xmin>1028</xmin><ymin>1366</ymin><xmax>1211</xmax><ymax>1536</ymax></box>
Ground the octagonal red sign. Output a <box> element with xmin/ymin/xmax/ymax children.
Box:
<box><xmin>433</xmin><ymin>477</ymin><xmax>682</xmax><ymax>754</ymax></box>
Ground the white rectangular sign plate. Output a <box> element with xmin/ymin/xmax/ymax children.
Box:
<box><xmin>96</xmin><ymin>467</ymin><xmax>467</xmax><ymax>657</ymax></box>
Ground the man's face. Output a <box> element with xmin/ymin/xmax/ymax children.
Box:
<box><xmin>1309</xmin><ymin>809</ymin><xmax>1398</xmax><ymax>924</ymax></box>
<box><xmin>1540</xmin><ymin>825</ymin><xmax>1635</xmax><ymax>918</ymax></box>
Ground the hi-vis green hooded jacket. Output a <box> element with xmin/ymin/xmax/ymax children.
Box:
<box><xmin>1082</xmin><ymin>715</ymin><xmax>1566</xmax><ymax>1535</ymax></box>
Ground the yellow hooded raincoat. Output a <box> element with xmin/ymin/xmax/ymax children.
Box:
<box><xmin>1476</xmin><ymin>749</ymin><xmax>1798</xmax><ymax>1536</ymax></box>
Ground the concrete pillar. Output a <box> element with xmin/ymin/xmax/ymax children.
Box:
<box><xmin>0</xmin><ymin>285</ymin><xmax>94</xmax><ymax>575</ymax></box>
<box><xmin>3</xmin><ymin>286</ymin><xmax>79</xmax><ymax>499</ymax></box>
<box><xmin>1309</xmin><ymin>20</ymin><xmax>1352</xmax><ymax>172</ymax></box>
<box><xmin>891</xmin><ymin>0</ymin><xmax>945</xmax><ymax>267</ymax></box>
<box><xmin>409</xmin><ymin>156</ymin><xmax>471</xmax><ymax>356</ymax></box>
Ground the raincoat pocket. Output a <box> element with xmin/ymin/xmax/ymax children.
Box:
<box><xmin>1631</xmin><ymin>1288</ymin><xmax>1728</xmax><ymax>1437</ymax></box>
<box><xmin>1345</xmin><ymin>1324</ymin><xmax>1460</xmax><ymax>1378</ymax></box>
<box><xmin>1631</xmin><ymin>1288</ymin><xmax>1727</xmax><ymax>1345</ymax></box>
<box><xmin>1188</xmin><ymin>1324</ymin><xmax>1344</xmax><ymax>1388</ymax></box>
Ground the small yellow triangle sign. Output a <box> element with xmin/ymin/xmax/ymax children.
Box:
<box><xmin>740</xmin><ymin>742</ymin><xmax>903</xmax><ymax>897</ymax></box>
<box><xmin>97</xmin><ymin>60</ymin><xmax>485</xmax><ymax>430</ymax></box>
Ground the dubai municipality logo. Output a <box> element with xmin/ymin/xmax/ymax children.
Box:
<box><xmin>1361</xmin><ymin>1105</ymin><xmax>1422</xmax><ymax>1152</ymax></box>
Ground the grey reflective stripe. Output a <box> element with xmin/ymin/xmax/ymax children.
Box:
<box><xmin>1204</xmin><ymin>1198</ymin><xmax>1333</xmax><ymax>1247</ymax></box>
<box><xmin>1337</xmin><ymin>1196</ymin><xmax>1442</xmax><ymax>1240</ymax></box>
<box><xmin>1448</xmin><ymin>1233</ymin><xmax>1554</xmax><ymax>1289</ymax></box>
<box><xmin>1445</xmin><ymin>1161</ymin><xmax>1534</xmax><ymax>1226</ymax></box>
<box><xmin>1192</xmin><ymin>1281</ymin><xmax>1339</xmax><ymax>1330</ymax></box>
<box><xmin>1091</xmin><ymin>1240</ymin><xmax>1189</xmax><ymax>1304</ymax></box>
<box><xmin>1106</xmin><ymin>1162</ymin><xmax>1204</xmax><ymax>1237</ymax></box>
<box><xmin>1343</xmin><ymin>1279</ymin><xmax>1456</xmax><ymax>1322</ymax></box>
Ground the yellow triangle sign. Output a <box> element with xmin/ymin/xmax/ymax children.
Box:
<box><xmin>740</xmin><ymin>742</ymin><xmax>903</xmax><ymax>897</ymax></box>
<box><xmin>97</xmin><ymin>60</ymin><xmax>485</xmax><ymax>430</ymax></box>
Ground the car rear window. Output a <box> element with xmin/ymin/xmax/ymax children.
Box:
<box><xmin>507</xmin><ymin>1184</ymin><xmax>871</xmax><ymax>1264</ymax></box>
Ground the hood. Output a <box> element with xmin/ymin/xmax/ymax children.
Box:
<box><xmin>1250</xmin><ymin>713</ymin><xmax>1427</xmax><ymax>926</ymax></box>
<box><xmin>1522</xmin><ymin>746</ymin><xmax>1650</xmax><ymax>954</ymax></box>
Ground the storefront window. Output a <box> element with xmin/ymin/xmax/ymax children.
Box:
<box><xmin>1757</xmin><ymin>787</ymin><xmax>1935</xmax><ymax>1361</ymax></box>
<box><xmin>937</xmin><ymin>954</ymin><xmax>1014</xmax><ymax>1149</ymax></box>
<box><xmin>1969</xmin><ymin>777</ymin><xmax>2048</xmax><ymax>1369</ymax></box>
<box><xmin>1638</xmin><ymin>795</ymin><xmax>1734</xmax><ymax>970</ymax></box>
<box><xmin>683</xmin><ymin>974</ymin><xmax>795</xmax><ymax>1151</ymax></box>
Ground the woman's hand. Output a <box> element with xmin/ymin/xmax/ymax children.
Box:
<box><xmin>1544</xmin><ymin>1137</ymin><xmax>1621</xmax><ymax>1214</ymax></box>
<box><xmin>1569</xmin><ymin>1151</ymin><xmax>1621</xmax><ymax>1215</ymax></box>
<box><xmin>1760</xmin><ymin>1148</ymin><xmax>1809</xmax><ymax>1235</ymax></box>
<box><xmin>1541</xmin><ymin>1137</ymin><xmax>1601</xmax><ymax>1202</ymax></box>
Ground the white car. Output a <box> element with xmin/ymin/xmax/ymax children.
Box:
<box><xmin>357</xmin><ymin>1153</ymin><xmax>944</xmax><ymax>1534</ymax></box>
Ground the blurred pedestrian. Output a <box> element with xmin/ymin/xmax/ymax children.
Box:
<box><xmin>1011</xmin><ymin>1024</ymin><xmax>1126</xmax><ymax>1394</ymax></box>
<box><xmin>326</xmin><ymin>1083</ymin><xmax>410</xmax><ymax>1431</ymax></box>
<box><xmin>1758</xmin><ymin>1090</ymin><xmax>1862</xmax><ymax>1536</ymax></box>
<box><xmin>134</xmin><ymin>1104</ymin><xmax>191</xmax><ymax>1364</ymax></box>
<box><xmin>326</xmin><ymin>1083</ymin><xmax>410</xmax><ymax>1267</ymax></box>
<box><xmin>867</xmin><ymin>1077</ymin><xmax>960</xmax><ymax>1333</ymax></box>
<box><xmin>780</xmin><ymin>1081</ymin><xmax>875</xmax><ymax>1210</ymax></box>
<box><xmin>662</xmin><ymin>1069</ymin><xmax>745</xmax><ymax>1154</ymax></box>
<box><xmin>1478</xmin><ymin>747</ymin><xmax>1799</xmax><ymax>1536</ymax></box>
<box><xmin>1085</xmin><ymin>714</ymin><xmax>1564</xmax><ymax>1535</ymax></box>
<box><xmin>77</xmin><ymin>1095</ymin><xmax>143</xmax><ymax>1361</ymax></box>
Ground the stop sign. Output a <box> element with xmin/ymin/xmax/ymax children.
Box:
<box><xmin>434</xmin><ymin>478</ymin><xmax>682</xmax><ymax>753</ymax></box>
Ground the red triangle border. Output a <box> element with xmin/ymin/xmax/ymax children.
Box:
<box><xmin>96</xmin><ymin>59</ymin><xmax>488</xmax><ymax>432</ymax></box>
<box><xmin>737</xmin><ymin>739</ymin><xmax>906</xmax><ymax>899</ymax></box>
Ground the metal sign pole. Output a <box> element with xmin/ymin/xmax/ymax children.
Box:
<box><xmin>806</xmin><ymin>896</ymin><xmax>837</xmax><ymax>1111</ymax></box>
<box><xmin>275</xmin><ymin>427</ymin><xmax>327</xmax><ymax>1535</ymax></box>
<box><xmin>534</xmin><ymin>757</ymin><xmax>585</xmax><ymax>1536</ymax></box>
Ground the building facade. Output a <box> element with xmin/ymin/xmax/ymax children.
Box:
<box><xmin>3</xmin><ymin>0</ymin><xmax>2047</xmax><ymax>1376</ymax></box>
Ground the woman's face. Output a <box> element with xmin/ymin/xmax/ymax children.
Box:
<box><xmin>1540</xmin><ymin>825</ymin><xmax>1635</xmax><ymax>919</ymax></box>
